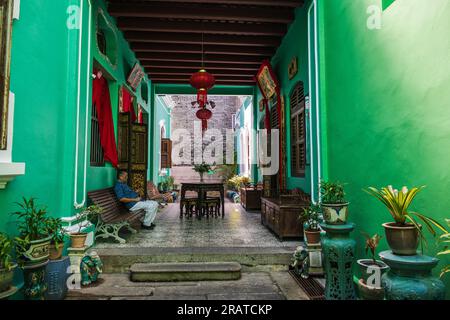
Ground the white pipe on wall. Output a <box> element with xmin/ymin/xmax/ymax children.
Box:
<box><xmin>307</xmin><ymin>0</ymin><xmax>322</xmax><ymax>204</ymax></box>
<box><xmin>74</xmin><ymin>0</ymin><xmax>92</xmax><ymax>209</ymax></box>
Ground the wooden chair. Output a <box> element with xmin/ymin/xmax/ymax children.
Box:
<box><xmin>87</xmin><ymin>188</ymin><xmax>145</xmax><ymax>244</ymax></box>
<box><xmin>147</xmin><ymin>181</ymin><xmax>175</xmax><ymax>203</ymax></box>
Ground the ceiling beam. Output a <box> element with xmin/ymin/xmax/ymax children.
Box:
<box><xmin>151</xmin><ymin>78</ymin><xmax>255</xmax><ymax>85</ymax></box>
<box><xmin>110</xmin><ymin>0</ymin><xmax>303</xmax><ymax>8</ymax></box>
<box><xmin>148</xmin><ymin>69</ymin><xmax>255</xmax><ymax>77</ymax></box>
<box><xmin>151</xmin><ymin>74</ymin><xmax>254</xmax><ymax>80</ymax></box>
<box><xmin>142</xmin><ymin>61</ymin><xmax>260</xmax><ymax>71</ymax></box>
<box><xmin>108</xmin><ymin>2</ymin><xmax>294</xmax><ymax>24</ymax></box>
<box><xmin>137</xmin><ymin>52</ymin><xmax>266</xmax><ymax>64</ymax></box>
<box><xmin>124</xmin><ymin>32</ymin><xmax>280</xmax><ymax>47</ymax></box>
<box><xmin>131</xmin><ymin>43</ymin><xmax>274</xmax><ymax>56</ymax></box>
<box><xmin>117</xmin><ymin>18</ymin><xmax>287</xmax><ymax>36</ymax></box>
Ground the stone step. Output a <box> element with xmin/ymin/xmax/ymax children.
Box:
<box><xmin>95</xmin><ymin>246</ymin><xmax>296</xmax><ymax>273</ymax></box>
<box><xmin>130</xmin><ymin>262</ymin><xmax>242</xmax><ymax>282</ymax></box>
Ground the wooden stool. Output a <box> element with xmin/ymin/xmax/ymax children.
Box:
<box><xmin>180</xmin><ymin>198</ymin><xmax>198</xmax><ymax>218</ymax></box>
<box><xmin>201</xmin><ymin>198</ymin><xmax>221</xmax><ymax>218</ymax></box>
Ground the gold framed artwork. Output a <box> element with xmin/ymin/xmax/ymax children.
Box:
<box><xmin>288</xmin><ymin>57</ymin><xmax>298</xmax><ymax>80</ymax></box>
<box><xmin>0</xmin><ymin>0</ymin><xmax>14</xmax><ymax>150</ymax></box>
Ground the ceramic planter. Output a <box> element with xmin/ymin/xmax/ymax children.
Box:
<box><xmin>383</xmin><ymin>222</ymin><xmax>420</xmax><ymax>255</ymax></box>
<box><xmin>357</xmin><ymin>259</ymin><xmax>389</xmax><ymax>286</ymax></box>
<box><xmin>358</xmin><ymin>279</ymin><xmax>385</xmax><ymax>300</ymax></box>
<box><xmin>304</xmin><ymin>230</ymin><xmax>321</xmax><ymax>244</ymax></box>
<box><xmin>322</xmin><ymin>202</ymin><xmax>349</xmax><ymax>224</ymax></box>
<box><xmin>49</xmin><ymin>243</ymin><xmax>64</xmax><ymax>260</ymax></box>
<box><xmin>20</xmin><ymin>236</ymin><xmax>51</xmax><ymax>265</ymax></box>
<box><xmin>0</xmin><ymin>263</ymin><xmax>17</xmax><ymax>293</ymax></box>
<box><xmin>70</xmin><ymin>233</ymin><xmax>87</xmax><ymax>248</ymax></box>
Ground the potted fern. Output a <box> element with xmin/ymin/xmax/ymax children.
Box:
<box><xmin>301</xmin><ymin>204</ymin><xmax>322</xmax><ymax>244</ymax></box>
<box><xmin>365</xmin><ymin>185</ymin><xmax>448</xmax><ymax>255</ymax></box>
<box><xmin>0</xmin><ymin>232</ymin><xmax>17</xmax><ymax>293</ymax></box>
<box><xmin>320</xmin><ymin>180</ymin><xmax>349</xmax><ymax>224</ymax></box>
<box><xmin>193</xmin><ymin>162</ymin><xmax>212</xmax><ymax>182</ymax></box>
<box><xmin>11</xmin><ymin>197</ymin><xmax>52</xmax><ymax>265</ymax></box>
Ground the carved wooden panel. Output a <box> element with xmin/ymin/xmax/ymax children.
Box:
<box><xmin>117</xmin><ymin>112</ymin><xmax>130</xmax><ymax>171</ymax></box>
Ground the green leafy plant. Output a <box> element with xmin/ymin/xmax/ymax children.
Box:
<box><xmin>11</xmin><ymin>197</ymin><xmax>50</xmax><ymax>241</ymax></box>
<box><xmin>437</xmin><ymin>219</ymin><xmax>450</xmax><ymax>278</ymax></box>
<box><xmin>0</xmin><ymin>233</ymin><xmax>15</xmax><ymax>271</ymax></box>
<box><xmin>364</xmin><ymin>185</ymin><xmax>447</xmax><ymax>241</ymax></box>
<box><xmin>320</xmin><ymin>180</ymin><xmax>346</xmax><ymax>204</ymax></box>
<box><xmin>228</xmin><ymin>175</ymin><xmax>252</xmax><ymax>191</ymax></box>
<box><xmin>300</xmin><ymin>204</ymin><xmax>321</xmax><ymax>231</ymax></box>
<box><xmin>46</xmin><ymin>217</ymin><xmax>66</xmax><ymax>249</ymax></box>
<box><xmin>73</xmin><ymin>205</ymin><xmax>103</xmax><ymax>234</ymax></box>
<box><xmin>216</xmin><ymin>163</ymin><xmax>238</xmax><ymax>189</ymax></box>
<box><xmin>361</xmin><ymin>232</ymin><xmax>382</xmax><ymax>263</ymax></box>
<box><xmin>193</xmin><ymin>162</ymin><xmax>213</xmax><ymax>174</ymax></box>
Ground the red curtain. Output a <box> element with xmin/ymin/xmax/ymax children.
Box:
<box><xmin>92</xmin><ymin>71</ymin><xmax>119</xmax><ymax>167</ymax></box>
<box><xmin>122</xmin><ymin>87</ymin><xmax>137</xmax><ymax>122</ymax></box>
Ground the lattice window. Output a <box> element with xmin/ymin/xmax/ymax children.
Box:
<box><xmin>90</xmin><ymin>106</ymin><xmax>105</xmax><ymax>167</ymax></box>
<box><xmin>290</xmin><ymin>82</ymin><xmax>306</xmax><ymax>177</ymax></box>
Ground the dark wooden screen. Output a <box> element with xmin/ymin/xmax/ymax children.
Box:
<box><xmin>290</xmin><ymin>82</ymin><xmax>306</xmax><ymax>177</ymax></box>
<box><xmin>117</xmin><ymin>112</ymin><xmax>130</xmax><ymax>172</ymax></box>
<box><xmin>90</xmin><ymin>106</ymin><xmax>105</xmax><ymax>167</ymax></box>
<box><xmin>130</xmin><ymin>123</ymin><xmax>148</xmax><ymax>198</ymax></box>
<box><xmin>0</xmin><ymin>0</ymin><xmax>13</xmax><ymax>150</ymax></box>
<box><xmin>161</xmin><ymin>138</ymin><xmax>172</xmax><ymax>169</ymax></box>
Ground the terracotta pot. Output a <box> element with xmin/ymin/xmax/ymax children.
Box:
<box><xmin>357</xmin><ymin>278</ymin><xmax>385</xmax><ymax>300</ymax></box>
<box><xmin>70</xmin><ymin>233</ymin><xmax>87</xmax><ymax>248</ymax></box>
<box><xmin>304</xmin><ymin>230</ymin><xmax>321</xmax><ymax>244</ymax></box>
<box><xmin>357</xmin><ymin>259</ymin><xmax>389</xmax><ymax>286</ymax></box>
<box><xmin>0</xmin><ymin>263</ymin><xmax>17</xmax><ymax>293</ymax></box>
<box><xmin>383</xmin><ymin>222</ymin><xmax>420</xmax><ymax>255</ymax></box>
<box><xmin>322</xmin><ymin>202</ymin><xmax>349</xmax><ymax>224</ymax></box>
<box><xmin>49</xmin><ymin>243</ymin><xmax>64</xmax><ymax>260</ymax></box>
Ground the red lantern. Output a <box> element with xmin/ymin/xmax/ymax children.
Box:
<box><xmin>196</xmin><ymin>108</ymin><xmax>212</xmax><ymax>131</ymax></box>
<box><xmin>190</xmin><ymin>69</ymin><xmax>215</xmax><ymax>107</ymax></box>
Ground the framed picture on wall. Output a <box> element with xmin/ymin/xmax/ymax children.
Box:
<box><xmin>127</xmin><ymin>62</ymin><xmax>145</xmax><ymax>91</ymax></box>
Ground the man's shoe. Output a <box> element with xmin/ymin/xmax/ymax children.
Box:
<box><xmin>142</xmin><ymin>224</ymin><xmax>155</xmax><ymax>230</ymax></box>
<box><xmin>151</xmin><ymin>223</ymin><xmax>156</xmax><ymax>227</ymax></box>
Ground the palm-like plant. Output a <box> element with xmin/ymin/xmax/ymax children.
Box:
<box><xmin>11</xmin><ymin>197</ymin><xmax>50</xmax><ymax>241</ymax></box>
<box><xmin>364</xmin><ymin>185</ymin><xmax>447</xmax><ymax>240</ymax></box>
<box><xmin>0</xmin><ymin>233</ymin><xmax>14</xmax><ymax>271</ymax></box>
<box><xmin>437</xmin><ymin>219</ymin><xmax>450</xmax><ymax>278</ymax></box>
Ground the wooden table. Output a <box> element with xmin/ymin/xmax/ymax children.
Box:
<box><xmin>180</xmin><ymin>182</ymin><xmax>225</xmax><ymax>218</ymax></box>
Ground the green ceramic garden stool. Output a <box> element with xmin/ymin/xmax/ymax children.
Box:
<box><xmin>379</xmin><ymin>251</ymin><xmax>446</xmax><ymax>300</ymax></box>
<box><xmin>22</xmin><ymin>260</ymin><xmax>49</xmax><ymax>300</ymax></box>
<box><xmin>321</xmin><ymin>222</ymin><xmax>356</xmax><ymax>300</ymax></box>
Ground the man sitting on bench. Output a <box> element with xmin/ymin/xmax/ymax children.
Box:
<box><xmin>114</xmin><ymin>171</ymin><xmax>158</xmax><ymax>230</ymax></box>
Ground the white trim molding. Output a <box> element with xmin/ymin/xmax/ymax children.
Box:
<box><xmin>13</xmin><ymin>0</ymin><xmax>20</xmax><ymax>20</ymax></box>
<box><xmin>0</xmin><ymin>92</ymin><xmax>26</xmax><ymax>189</ymax></box>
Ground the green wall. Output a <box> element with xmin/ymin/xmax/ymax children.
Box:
<box><xmin>322</xmin><ymin>0</ymin><xmax>450</xmax><ymax>291</ymax></box>
<box><xmin>151</xmin><ymin>94</ymin><xmax>171</xmax><ymax>184</ymax></box>
<box><xmin>0</xmin><ymin>0</ymin><xmax>152</xmax><ymax>235</ymax></box>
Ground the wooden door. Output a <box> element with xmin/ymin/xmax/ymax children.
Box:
<box><xmin>130</xmin><ymin>122</ymin><xmax>148</xmax><ymax>198</ymax></box>
<box><xmin>160</xmin><ymin>138</ymin><xmax>172</xmax><ymax>169</ymax></box>
<box><xmin>117</xmin><ymin>112</ymin><xmax>131</xmax><ymax>172</ymax></box>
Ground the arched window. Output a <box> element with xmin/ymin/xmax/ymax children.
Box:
<box><xmin>290</xmin><ymin>82</ymin><xmax>306</xmax><ymax>177</ymax></box>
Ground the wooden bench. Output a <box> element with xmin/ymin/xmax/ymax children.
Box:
<box><xmin>87</xmin><ymin>188</ymin><xmax>145</xmax><ymax>244</ymax></box>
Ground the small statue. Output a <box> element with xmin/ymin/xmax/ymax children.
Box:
<box><xmin>291</xmin><ymin>245</ymin><xmax>310</xmax><ymax>279</ymax></box>
<box><xmin>80</xmin><ymin>251</ymin><xmax>103</xmax><ymax>286</ymax></box>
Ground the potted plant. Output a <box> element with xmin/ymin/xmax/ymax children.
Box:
<box><xmin>357</xmin><ymin>233</ymin><xmax>389</xmax><ymax>285</ymax></box>
<box><xmin>11</xmin><ymin>197</ymin><xmax>52</xmax><ymax>265</ymax></box>
<box><xmin>320</xmin><ymin>180</ymin><xmax>349</xmax><ymax>224</ymax></box>
<box><xmin>69</xmin><ymin>205</ymin><xmax>102</xmax><ymax>248</ymax></box>
<box><xmin>193</xmin><ymin>162</ymin><xmax>212</xmax><ymax>182</ymax></box>
<box><xmin>365</xmin><ymin>185</ymin><xmax>448</xmax><ymax>255</ymax></box>
<box><xmin>437</xmin><ymin>219</ymin><xmax>450</xmax><ymax>278</ymax></box>
<box><xmin>46</xmin><ymin>217</ymin><xmax>66</xmax><ymax>260</ymax></box>
<box><xmin>301</xmin><ymin>204</ymin><xmax>322</xmax><ymax>244</ymax></box>
<box><xmin>0</xmin><ymin>232</ymin><xmax>17</xmax><ymax>293</ymax></box>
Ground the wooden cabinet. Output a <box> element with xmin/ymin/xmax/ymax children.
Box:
<box><xmin>240</xmin><ymin>187</ymin><xmax>263</xmax><ymax>210</ymax></box>
<box><xmin>261</xmin><ymin>195</ymin><xmax>310</xmax><ymax>240</ymax></box>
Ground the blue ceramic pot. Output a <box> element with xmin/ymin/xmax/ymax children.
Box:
<box><xmin>380</xmin><ymin>251</ymin><xmax>446</xmax><ymax>300</ymax></box>
<box><xmin>45</xmin><ymin>256</ymin><xmax>70</xmax><ymax>300</ymax></box>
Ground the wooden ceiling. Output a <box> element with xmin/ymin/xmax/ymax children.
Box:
<box><xmin>107</xmin><ymin>0</ymin><xmax>304</xmax><ymax>86</ymax></box>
